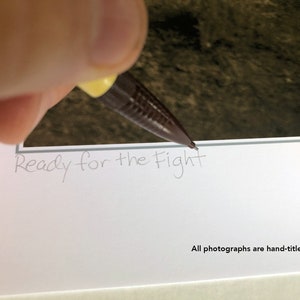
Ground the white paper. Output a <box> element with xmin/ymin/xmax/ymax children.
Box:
<box><xmin>1</xmin><ymin>137</ymin><xmax>300</xmax><ymax>296</ymax></box>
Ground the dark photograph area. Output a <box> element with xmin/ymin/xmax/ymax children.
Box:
<box><xmin>25</xmin><ymin>0</ymin><xmax>300</xmax><ymax>147</ymax></box>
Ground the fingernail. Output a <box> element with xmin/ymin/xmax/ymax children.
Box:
<box><xmin>89</xmin><ymin>0</ymin><xmax>146</xmax><ymax>67</ymax></box>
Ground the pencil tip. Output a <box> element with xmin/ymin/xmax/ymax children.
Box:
<box><xmin>188</xmin><ymin>141</ymin><xmax>198</xmax><ymax>151</ymax></box>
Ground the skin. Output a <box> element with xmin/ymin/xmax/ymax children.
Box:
<box><xmin>0</xmin><ymin>0</ymin><xmax>147</xmax><ymax>144</ymax></box>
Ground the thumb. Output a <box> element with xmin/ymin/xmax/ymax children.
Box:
<box><xmin>0</xmin><ymin>0</ymin><xmax>147</xmax><ymax>144</ymax></box>
<box><xmin>0</xmin><ymin>0</ymin><xmax>148</xmax><ymax>98</ymax></box>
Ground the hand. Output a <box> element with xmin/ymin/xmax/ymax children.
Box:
<box><xmin>0</xmin><ymin>0</ymin><xmax>147</xmax><ymax>144</ymax></box>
